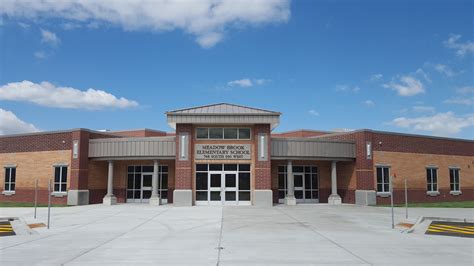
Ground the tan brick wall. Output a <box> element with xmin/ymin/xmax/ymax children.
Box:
<box><xmin>373</xmin><ymin>151</ymin><xmax>474</xmax><ymax>190</ymax></box>
<box><xmin>0</xmin><ymin>150</ymin><xmax>71</xmax><ymax>190</ymax></box>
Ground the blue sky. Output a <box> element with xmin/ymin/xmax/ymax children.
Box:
<box><xmin>0</xmin><ymin>0</ymin><xmax>473</xmax><ymax>138</ymax></box>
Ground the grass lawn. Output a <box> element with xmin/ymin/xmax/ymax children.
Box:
<box><xmin>379</xmin><ymin>201</ymin><xmax>474</xmax><ymax>208</ymax></box>
<box><xmin>0</xmin><ymin>202</ymin><xmax>69</xmax><ymax>207</ymax></box>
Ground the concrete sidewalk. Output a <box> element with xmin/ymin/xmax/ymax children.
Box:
<box><xmin>0</xmin><ymin>204</ymin><xmax>473</xmax><ymax>265</ymax></box>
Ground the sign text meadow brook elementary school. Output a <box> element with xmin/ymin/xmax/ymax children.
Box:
<box><xmin>195</xmin><ymin>144</ymin><xmax>251</xmax><ymax>160</ymax></box>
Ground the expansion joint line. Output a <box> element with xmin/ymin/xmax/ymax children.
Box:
<box><xmin>275</xmin><ymin>207</ymin><xmax>373</xmax><ymax>266</ymax></box>
<box><xmin>216</xmin><ymin>206</ymin><xmax>225</xmax><ymax>266</ymax></box>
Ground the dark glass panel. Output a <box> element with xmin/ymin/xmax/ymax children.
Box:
<box><xmin>196</xmin><ymin>173</ymin><xmax>208</xmax><ymax>190</ymax></box>
<box><xmin>11</xmin><ymin>168</ymin><xmax>16</xmax><ymax>179</ymax></box>
<box><xmin>127</xmin><ymin>166</ymin><xmax>134</xmax><ymax>173</ymax></box>
<box><xmin>61</xmin><ymin>184</ymin><xmax>67</xmax><ymax>192</ymax></box>
<box><xmin>10</xmin><ymin>184</ymin><xmax>15</xmax><ymax>191</ymax></box>
<box><xmin>305</xmin><ymin>174</ymin><xmax>311</xmax><ymax>189</ymax></box>
<box><xmin>433</xmin><ymin>184</ymin><xmax>437</xmax><ymax>191</ymax></box>
<box><xmin>161</xmin><ymin>174</ymin><xmax>168</xmax><ymax>189</ymax></box>
<box><xmin>293</xmin><ymin>166</ymin><xmax>304</xmax><ymax>173</ymax></box>
<box><xmin>196</xmin><ymin>191</ymin><xmax>207</xmax><ymax>201</ymax></box>
<box><xmin>311</xmin><ymin>190</ymin><xmax>319</xmax><ymax>199</ymax></box>
<box><xmin>239</xmin><ymin>164</ymin><xmax>250</xmax><ymax>172</ymax></box>
<box><xmin>143</xmin><ymin>166</ymin><xmax>153</xmax><ymax>172</ymax></box>
<box><xmin>278</xmin><ymin>190</ymin><xmax>285</xmax><ymax>199</ymax></box>
<box><xmin>224</xmin><ymin>164</ymin><xmax>237</xmax><ymax>171</ymax></box>
<box><xmin>3</xmin><ymin>183</ymin><xmax>7</xmax><ymax>190</ymax></box>
<box><xmin>134</xmin><ymin>190</ymin><xmax>141</xmax><ymax>198</ymax></box>
<box><xmin>127</xmin><ymin>174</ymin><xmax>134</xmax><ymax>189</ymax></box>
<box><xmin>384</xmin><ymin>184</ymin><xmax>389</xmax><ymax>192</ymax></box>
<box><xmin>142</xmin><ymin>175</ymin><xmax>152</xmax><ymax>187</ymax></box>
<box><xmin>294</xmin><ymin>175</ymin><xmax>303</xmax><ymax>187</ymax></box>
<box><xmin>383</xmin><ymin>168</ymin><xmax>389</xmax><ymax>183</ymax></box>
<box><xmin>54</xmin><ymin>167</ymin><xmax>61</xmax><ymax>182</ymax></box>
<box><xmin>376</xmin><ymin>167</ymin><xmax>382</xmax><ymax>183</ymax></box>
<box><xmin>127</xmin><ymin>190</ymin><xmax>134</xmax><ymax>199</ymax></box>
<box><xmin>238</xmin><ymin>128</ymin><xmax>251</xmax><ymax>139</ymax></box>
<box><xmin>238</xmin><ymin>173</ymin><xmax>250</xmax><ymax>190</ymax></box>
<box><xmin>10</xmin><ymin>173</ymin><xmax>15</xmax><ymax>183</ymax></box>
<box><xmin>224</xmin><ymin>128</ymin><xmax>238</xmax><ymax>139</ymax></box>
<box><xmin>311</xmin><ymin>167</ymin><xmax>318</xmax><ymax>173</ymax></box>
<box><xmin>142</xmin><ymin>191</ymin><xmax>151</xmax><ymax>199</ymax></box>
<box><xmin>61</xmin><ymin>167</ymin><xmax>67</xmax><ymax>182</ymax></box>
<box><xmin>161</xmin><ymin>190</ymin><xmax>168</xmax><ymax>199</ymax></box>
<box><xmin>4</xmin><ymin>168</ymin><xmax>9</xmax><ymax>180</ymax></box>
<box><xmin>304</xmin><ymin>166</ymin><xmax>311</xmax><ymax>173</ymax></box>
<box><xmin>278</xmin><ymin>166</ymin><xmax>286</xmax><ymax>173</ymax></box>
<box><xmin>239</xmin><ymin>192</ymin><xmax>250</xmax><ymax>201</ymax></box>
<box><xmin>295</xmin><ymin>190</ymin><xmax>303</xmax><ymax>199</ymax></box>
<box><xmin>450</xmin><ymin>184</ymin><xmax>454</xmax><ymax>191</ymax></box>
<box><xmin>161</xmin><ymin>165</ymin><xmax>168</xmax><ymax>173</ymax></box>
<box><xmin>210</xmin><ymin>174</ymin><xmax>221</xmax><ymax>187</ymax></box>
<box><xmin>135</xmin><ymin>166</ymin><xmax>142</xmax><ymax>172</ymax></box>
<box><xmin>209</xmin><ymin>164</ymin><xmax>222</xmax><ymax>171</ymax></box>
<box><xmin>305</xmin><ymin>190</ymin><xmax>312</xmax><ymax>199</ymax></box>
<box><xmin>209</xmin><ymin>128</ymin><xmax>223</xmax><ymax>139</ymax></box>
<box><xmin>210</xmin><ymin>191</ymin><xmax>221</xmax><ymax>201</ymax></box>
<box><xmin>225</xmin><ymin>191</ymin><xmax>236</xmax><ymax>201</ymax></box>
<box><xmin>377</xmin><ymin>184</ymin><xmax>382</xmax><ymax>192</ymax></box>
<box><xmin>134</xmin><ymin>174</ymin><xmax>141</xmax><ymax>189</ymax></box>
<box><xmin>449</xmin><ymin>169</ymin><xmax>454</xmax><ymax>183</ymax></box>
<box><xmin>312</xmin><ymin>174</ymin><xmax>318</xmax><ymax>189</ymax></box>
<box><xmin>196</xmin><ymin>128</ymin><xmax>209</xmax><ymax>139</ymax></box>
<box><xmin>225</xmin><ymin>174</ymin><xmax>236</xmax><ymax>187</ymax></box>
<box><xmin>426</xmin><ymin>169</ymin><xmax>431</xmax><ymax>183</ymax></box>
<box><xmin>432</xmin><ymin>169</ymin><xmax>437</xmax><ymax>182</ymax></box>
<box><xmin>278</xmin><ymin>174</ymin><xmax>285</xmax><ymax>189</ymax></box>
<box><xmin>196</xmin><ymin>164</ymin><xmax>208</xmax><ymax>171</ymax></box>
<box><xmin>54</xmin><ymin>184</ymin><xmax>60</xmax><ymax>192</ymax></box>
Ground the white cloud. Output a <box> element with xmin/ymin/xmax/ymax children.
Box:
<box><xmin>383</xmin><ymin>75</ymin><xmax>425</xmax><ymax>96</ymax></box>
<box><xmin>390</xmin><ymin>112</ymin><xmax>474</xmax><ymax>136</ymax></box>
<box><xmin>369</xmin><ymin>74</ymin><xmax>383</xmax><ymax>82</ymax></box>
<box><xmin>18</xmin><ymin>22</ymin><xmax>30</xmax><ymax>29</ymax></box>
<box><xmin>227</xmin><ymin>78</ymin><xmax>270</xmax><ymax>87</ymax></box>
<box><xmin>308</xmin><ymin>109</ymin><xmax>319</xmax><ymax>116</ymax></box>
<box><xmin>0</xmin><ymin>109</ymin><xmax>39</xmax><ymax>135</ymax></box>
<box><xmin>335</xmin><ymin>85</ymin><xmax>360</xmax><ymax>93</ymax></box>
<box><xmin>444</xmin><ymin>98</ymin><xmax>474</xmax><ymax>106</ymax></box>
<box><xmin>457</xmin><ymin>86</ymin><xmax>474</xmax><ymax>94</ymax></box>
<box><xmin>34</xmin><ymin>51</ymin><xmax>46</xmax><ymax>59</ymax></box>
<box><xmin>363</xmin><ymin>100</ymin><xmax>375</xmax><ymax>107</ymax></box>
<box><xmin>40</xmin><ymin>29</ymin><xmax>60</xmax><ymax>46</ymax></box>
<box><xmin>0</xmin><ymin>80</ymin><xmax>139</xmax><ymax>110</ymax></box>
<box><xmin>412</xmin><ymin>106</ymin><xmax>435</xmax><ymax>113</ymax></box>
<box><xmin>1</xmin><ymin>0</ymin><xmax>290</xmax><ymax>48</ymax></box>
<box><xmin>228</xmin><ymin>78</ymin><xmax>253</xmax><ymax>87</ymax></box>
<box><xmin>444</xmin><ymin>34</ymin><xmax>474</xmax><ymax>57</ymax></box>
<box><xmin>432</xmin><ymin>63</ymin><xmax>457</xmax><ymax>77</ymax></box>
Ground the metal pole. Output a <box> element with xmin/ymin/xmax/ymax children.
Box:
<box><xmin>390</xmin><ymin>175</ymin><xmax>394</xmax><ymax>229</ymax></box>
<box><xmin>47</xmin><ymin>179</ymin><xmax>51</xmax><ymax>229</ymax></box>
<box><xmin>34</xmin><ymin>179</ymin><xmax>38</xmax><ymax>219</ymax></box>
<box><xmin>405</xmin><ymin>178</ymin><xmax>408</xmax><ymax>219</ymax></box>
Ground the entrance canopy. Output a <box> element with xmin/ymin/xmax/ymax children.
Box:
<box><xmin>271</xmin><ymin>138</ymin><xmax>356</xmax><ymax>161</ymax></box>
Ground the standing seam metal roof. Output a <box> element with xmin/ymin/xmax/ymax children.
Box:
<box><xmin>166</xmin><ymin>103</ymin><xmax>280</xmax><ymax>115</ymax></box>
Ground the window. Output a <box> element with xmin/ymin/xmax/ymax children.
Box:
<box><xmin>4</xmin><ymin>167</ymin><xmax>16</xmax><ymax>192</ymax></box>
<box><xmin>277</xmin><ymin>165</ymin><xmax>318</xmax><ymax>202</ymax></box>
<box><xmin>376</xmin><ymin>166</ymin><xmax>390</xmax><ymax>193</ymax></box>
<box><xmin>126</xmin><ymin>165</ymin><xmax>169</xmax><ymax>201</ymax></box>
<box><xmin>54</xmin><ymin>166</ymin><xmax>67</xmax><ymax>193</ymax></box>
<box><xmin>449</xmin><ymin>168</ymin><xmax>460</xmax><ymax>192</ymax></box>
<box><xmin>426</xmin><ymin>168</ymin><xmax>438</xmax><ymax>192</ymax></box>
<box><xmin>196</xmin><ymin>127</ymin><xmax>251</xmax><ymax>140</ymax></box>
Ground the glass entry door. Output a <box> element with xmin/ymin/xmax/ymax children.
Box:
<box><xmin>294</xmin><ymin>174</ymin><xmax>304</xmax><ymax>202</ymax></box>
<box><xmin>208</xmin><ymin>171</ymin><xmax>239</xmax><ymax>205</ymax></box>
<box><xmin>209</xmin><ymin>172</ymin><xmax>222</xmax><ymax>205</ymax></box>
<box><xmin>140</xmin><ymin>173</ymin><xmax>153</xmax><ymax>203</ymax></box>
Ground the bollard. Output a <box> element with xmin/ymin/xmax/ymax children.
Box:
<box><xmin>34</xmin><ymin>179</ymin><xmax>38</xmax><ymax>219</ymax></box>
<box><xmin>47</xmin><ymin>179</ymin><xmax>51</xmax><ymax>229</ymax></box>
<box><xmin>390</xmin><ymin>175</ymin><xmax>394</xmax><ymax>229</ymax></box>
<box><xmin>405</xmin><ymin>178</ymin><xmax>408</xmax><ymax>219</ymax></box>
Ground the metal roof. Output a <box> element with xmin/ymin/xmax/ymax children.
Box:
<box><xmin>166</xmin><ymin>103</ymin><xmax>281</xmax><ymax>129</ymax></box>
<box><xmin>166</xmin><ymin>103</ymin><xmax>280</xmax><ymax>115</ymax></box>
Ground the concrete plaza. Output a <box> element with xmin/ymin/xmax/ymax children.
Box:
<box><xmin>0</xmin><ymin>204</ymin><xmax>473</xmax><ymax>265</ymax></box>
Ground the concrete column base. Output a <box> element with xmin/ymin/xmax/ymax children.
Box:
<box><xmin>149</xmin><ymin>195</ymin><xmax>161</xmax><ymax>206</ymax></box>
<box><xmin>173</xmin><ymin>190</ymin><xmax>192</xmax><ymax>206</ymax></box>
<box><xmin>355</xmin><ymin>190</ymin><xmax>376</xmax><ymax>206</ymax></box>
<box><xmin>284</xmin><ymin>196</ymin><xmax>297</xmax><ymax>205</ymax></box>
<box><xmin>102</xmin><ymin>195</ymin><xmax>117</xmax><ymax>205</ymax></box>
<box><xmin>254</xmin><ymin>190</ymin><xmax>273</xmax><ymax>207</ymax></box>
<box><xmin>328</xmin><ymin>194</ymin><xmax>342</xmax><ymax>205</ymax></box>
<box><xmin>67</xmin><ymin>190</ymin><xmax>89</xmax><ymax>205</ymax></box>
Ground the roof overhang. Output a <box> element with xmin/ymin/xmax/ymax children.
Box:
<box><xmin>166</xmin><ymin>113</ymin><xmax>280</xmax><ymax>130</ymax></box>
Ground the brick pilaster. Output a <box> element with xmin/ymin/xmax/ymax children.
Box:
<box><xmin>175</xmin><ymin>124</ymin><xmax>193</xmax><ymax>189</ymax></box>
<box><xmin>70</xmin><ymin>130</ymin><xmax>90</xmax><ymax>190</ymax></box>
<box><xmin>254</xmin><ymin>124</ymin><xmax>272</xmax><ymax>190</ymax></box>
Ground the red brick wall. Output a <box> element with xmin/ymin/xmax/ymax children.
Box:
<box><xmin>254</xmin><ymin>124</ymin><xmax>272</xmax><ymax>190</ymax></box>
<box><xmin>175</xmin><ymin>124</ymin><xmax>193</xmax><ymax>190</ymax></box>
<box><xmin>0</xmin><ymin>132</ymin><xmax>72</xmax><ymax>153</ymax></box>
<box><xmin>272</xmin><ymin>130</ymin><xmax>330</xmax><ymax>138</ymax></box>
<box><xmin>109</xmin><ymin>129</ymin><xmax>167</xmax><ymax>138</ymax></box>
<box><xmin>0</xmin><ymin>189</ymin><xmax>67</xmax><ymax>205</ymax></box>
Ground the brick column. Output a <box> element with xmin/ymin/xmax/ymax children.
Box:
<box><xmin>354</xmin><ymin>131</ymin><xmax>376</xmax><ymax>205</ymax></box>
<box><xmin>173</xmin><ymin>124</ymin><xmax>193</xmax><ymax>206</ymax></box>
<box><xmin>68</xmin><ymin>129</ymin><xmax>90</xmax><ymax>205</ymax></box>
<box><xmin>254</xmin><ymin>124</ymin><xmax>273</xmax><ymax>206</ymax></box>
